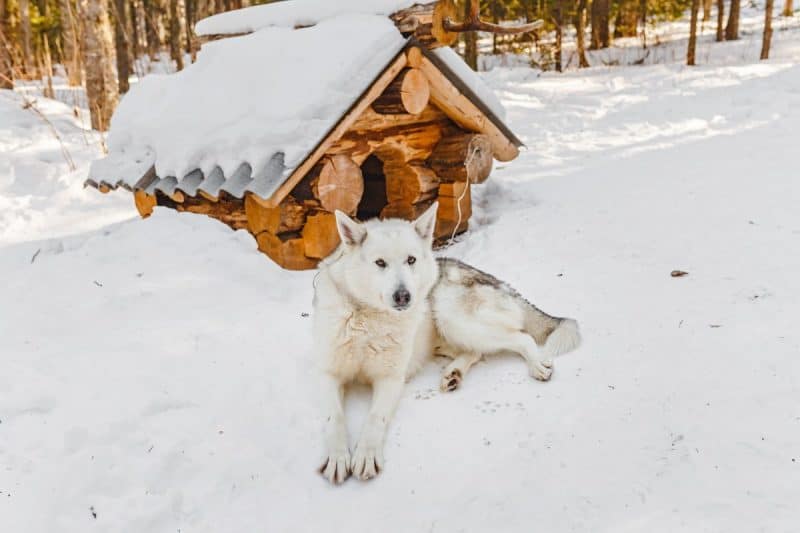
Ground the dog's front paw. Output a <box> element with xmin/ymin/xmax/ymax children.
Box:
<box><xmin>529</xmin><ymin>358</ymin><xmax>553</xmax><ymax>381</ymax></box>
<box><xmin>441</xmin><ymin>369</ymin><xmax>462</xmax><ymax>392</ymax></box>
<box><xmin>319</xmin><ymin>450</ymin><xmax>351</xmax><ymax>485</ymax></box>
<box><xmin>350</xmin><ymin>443</ymin><xmax>383</xmax><ymax>481</ymax></box>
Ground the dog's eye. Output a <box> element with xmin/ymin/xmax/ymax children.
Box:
<box><xmin>407</xmin><ymin>256</ymin><xmax>416</xmax><ymax>265</ymax></box>
<box><xmin>375</xmin><ymin>259</ymin><xmax>387</xmax><ymax>268</ymax></box>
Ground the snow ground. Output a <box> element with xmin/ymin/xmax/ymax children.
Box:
<box><xmin>2</xmin><ymin>21</ymin><xmax>800</xmax><ymax>533</ymax></box>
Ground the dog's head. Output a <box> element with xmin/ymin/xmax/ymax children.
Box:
<box><xmin>333</xmin><ymin>203</ymin><xmax>439</xmax><ymax>313</ymax></box>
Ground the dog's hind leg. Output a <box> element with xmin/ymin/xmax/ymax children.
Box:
<box><xmin>319</xmin><ymin>375</ymin><xmax>351</xmax><ymax>485</ymax></box>
<box><xmin>440</xmin><ymin>350</ymin><xmax>482</xmax><ymax>392</ymax></box>
<box><xmin>506</xmin><ymin>331</ymin><xmax>553</xmax><ymax>382</ymax></box>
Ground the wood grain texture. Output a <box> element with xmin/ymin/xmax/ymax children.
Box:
<box><xmin>302</xmin><ymin>211</ymin><xmax>341</xmax><ymax>259</ymax></box>
<box><xmin>372</xmin><ymin>68</ymin><xmax>430</xmax><ymax>115</ymax></box>
<box><xmin>428</xmin><ymin>132</ymin><xmax>493</xmax><ymax>183</ymax></box>
<box><xmin>245</xmin><ymin>194</ymin><xmax>307</xmax><ymax>235</ymax></box>
<box><xmin>311</xmin><ymin>155</ymin><xmax>364</xmax><ymax>215</ymax></box>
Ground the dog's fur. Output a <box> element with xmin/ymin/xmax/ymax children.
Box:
<box><xmin>313</xmin><ymin>203</ymin><xmax>580</xmax><ymax>484</ymax></box>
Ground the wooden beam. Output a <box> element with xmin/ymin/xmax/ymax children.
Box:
<box><xmin>262</xmin><ymin>53</ymin><xmax>409</xmax><ymax>208</ymax></box>
<box><xmin>428</xmin><ymin>132</ymin><xmax>493</xmax><ymax>183</ymax></box>
<box><xmin>418</xmin><ymin>56</ymin><xmax>519</xmax><ymax>162</ymax></box>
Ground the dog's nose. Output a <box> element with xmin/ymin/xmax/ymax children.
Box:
<box><xmin>393</xmin><ymin>288</ymin><xmax>411</xmax><ymax>308</ymax></box>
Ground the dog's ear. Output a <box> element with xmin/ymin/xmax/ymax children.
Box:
<box><xmin>413</xmin><ymin>202</ymin><xmax>438</xmax><ymax>241</ymax></box>
<box><xmin>335</xmin><ymin>210</ymin><xmax>367</xmax><ymax>246</ymax></box>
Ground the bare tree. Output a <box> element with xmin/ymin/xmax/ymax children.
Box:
<box><xmin>702</xmin><ymin>0</ymin><xmax>713</xmax><ymax>21</ymax></box>
<box><xmin>114</xmin><ymin>0</ymin><xmax>132</xmax><ymax>92</ymax></box>
<box><xmin>761</xmin><ymin>0</ymin><xmax>775</xmax><ymax>59</ymax></box>
<box><xmin>575</xmin><ymin>0</ymin><xmax>589</xmax><ymax>67</ymax></box>
<box><xmin>0</xmin><ymin>0</ymin><xmax>12</xmax><ymax>88</ymax></box>
<box><xmin>19</xmin><ymin>0</ymin><xmax>33</xmax><ymax>75</ymax></box>
<box><xmin>590</xmin><ymin>0</ymin><xmax>610</xmax><ymax>49</ymax></box>
<box><xmin>554</xmin><ymin>0</ymin><xmax>563</xmax><ymax>72</ymax></box>
<box><xmin>640</xmin><ymin>0</ymin><xmax>648</xmax><ymax>48</ymax></box>
<box><xmin>169</xmin><ymin>0</ymin><xmax>187</xmax><ymax>70</ymax></box>
<box><xmin>688</xmin><ymin>0</ymin><xmax>701</xmax><ymax>65</ymax></box>
<box><xmin>716</xmin><ymin>0</ymin><xmax>725</xmax><ymax>41</ymax></box>
<box><xmin>60</xmin><ymin>0</ymin><xmax>83</xmax><ymax>86</ymax></box>
<box><xmin>462</xmin><ymin>0</ymin><xmax>477</xmax><ymax>71</ymax></box>
<box><xmin>80</xmin><ymin>0</ymin><xmax>119</xmax><ymax>130</ymax></box>
<box><xmin>726</xmin><ymin>0</ymin><xmax>740</xmax><ymax>40</ymax></box>
<box><xmin>784</xmin><ymin>0</ymin><xmax>794</xmax><ymax>16</ymax></box>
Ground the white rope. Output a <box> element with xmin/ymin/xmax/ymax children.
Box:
<box><xmin>448</xmin><ymin>148</ymin><xmax>475</xmax><ymax>245</ymax></box>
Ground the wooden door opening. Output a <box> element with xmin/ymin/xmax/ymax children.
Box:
<box><xmin>357</xmin><ymin>154</ymin><xmax>388</xmax><ymax>220</ymax></box>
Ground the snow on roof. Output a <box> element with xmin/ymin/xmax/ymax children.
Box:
<box><xmin>195</xmin><ymin>0</ymin><xmax>420</xmax><ymax>36</ymax></box>
<box><xmin>90</xmin><ymin>14</ymin><xmax>407</xmax><ymax>199</ymax></box>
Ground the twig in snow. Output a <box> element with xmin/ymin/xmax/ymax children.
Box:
<box><xmin>671</xmin><ymin>270</ymin><xmax>689</xmax><ymax>277</ymax></box>
<box><xmin>10</xmin><ymin>91</ymin><xmax>78</xmax><ymax>172</ymax></box>
<box><xmin>30</xmin><ymin>249</ymin><xmax>41</xmax><ymax>264</ymax></box>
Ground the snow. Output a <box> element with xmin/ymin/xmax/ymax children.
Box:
<box><xmin>0</xmin><ymin>91</ymin><xmax>132</xmax><ymax>245</ymax></box>
<box><xmin>195</xmin><ymin>0</ymin><xmax>419</xmax><ymax>36</ymax></box>
<box><xmin>4</xmin><ymin>17</ymin><xmax>800</xmax><ymax>533</ymax></box>
<box><xmin>95</xmin><ymin>15</ymin><xmax>406</xmax><ymax>194</ymax></box>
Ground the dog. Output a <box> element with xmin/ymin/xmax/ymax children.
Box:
<box><xmin>313</xmin><ymin>203</ymin><xmax>581</xmax><ymax>484</ymax></box>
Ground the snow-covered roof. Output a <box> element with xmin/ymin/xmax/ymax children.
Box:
<box><xmin>195</xmin><ymin>0</ymin><xmax>421</xmax><ymax>36</ymax></box>
<box><xmin>87</xmin><ymin>4</ymin><xmax>519</xmax><ymax>204</ymax></box>
<box><xmin>90</xmin><ymin>14</ymin><xmax>406</xmax><ymax>199</ymax></box>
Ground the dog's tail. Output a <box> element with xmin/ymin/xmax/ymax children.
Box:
<box><xmin>524</xmin><ymin>305</ymin><xmax>581</xmax><ymax>359</ymax></box>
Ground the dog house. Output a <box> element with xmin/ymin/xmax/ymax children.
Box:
<box><xmin>86</xmin><ymin>1</ymin><xmax>524</xmax><ymax>270</ymax></box>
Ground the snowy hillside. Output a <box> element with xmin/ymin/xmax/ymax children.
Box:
<box><xmin>3</xmin><ymin>25</ymin><xmax>800</xmax><ymax>533</ymax></box>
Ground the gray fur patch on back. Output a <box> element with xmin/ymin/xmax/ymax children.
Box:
<box><xmin>436</xmin><ymin>257</ymin><xmax>560</xmax><ymax>328</ymax></box>
<box><xmin>437</xmin><ymin>258</ymin><xmax>512</xmax><ymax>292</ymax></box>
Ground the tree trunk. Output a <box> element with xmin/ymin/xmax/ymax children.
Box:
<box><xmin>575</xmin><ymin>0</ymin><xmax>589</xmax><ymax>67</ymax></box>
<box><xmin>19</xmin><ymin>0</ymin><xmax>33</xmax><ymax>76</ymax></box>
<box><xmin>131</xmin><ymin>0</ymin><xmax>147</xmax><ymax>58</ymax></box>
<box><xmin>462</xmin><ymin>0</ymin><xmax>477</xmax><ymax>71</ymax></box>
<box><xmin>59</xmin><ymin>0</ymin><xmax>82</xmax><ymax>85</ymax></box>
<box><xmin>114</xmin><ymin>0</ymin><xmax>131</xmax><ymax>92</ymax></box>
<box><xmin>80</xmin><ymin>0</ymin><xmax>119</xmax><ymax>131</ymax></box>
<box><xmin>716</xmin><ymin>0</ymin><xmax>725</xmax><ymax>41</ymax></box>
<box><xmin>688</xmin><ymin>0</ymin><xmax>701</xmax><ymax>65</ymax></box>
<box><xmin>590</xmin><ymin>0</ymin><xmax>610</xmax><ymax>49</ymax></box>
<box><xmin>144</xmin><ymin>0</ymin><xmax>163</xmax><ymax>59</ymax></box>
<box><xmin>169</xmin><ymin>0</ymin><xmax>186</xmax><ymax>70</ymax></box>
<box><xmin>702</xmin><ymin>0</ymin><xmax>713</xmax><ymax>21</ymax></box>
<box><xmin>726</xmin><ymin>0</ymin><xmax>740</xmax><ymax>40</ymax></box>
<box><xmin>0</xmin><ymin>0</ymin><xmax>13</xmax><ymax>88</ymax></box>
<box><xmin>613</xmin><ymin>0</ymin><xmax>639</xmax><ymax>38</ymax></box>
<box><xmin>640</xmin><ymin>0</ymin><xmax>648</xmax><ymax>48</ymax></box>
<box><xmin>554</xmin><ymin>0</ymin><xmax>563</xmax><ymax>72</ymax></box>
<box><xmin>783</xmin><ymin>0</ymin><xmax>793</xmax><ymax>16</ymax></box>
<box><xmin>761</xmin><ymin>0</ymin><xmax>775</xmax><ymax>59</ymax></box>
<box><xmin>184</xmin><ymin>0</ymin><xmax>194</xmax><ymax>55</ymax></box>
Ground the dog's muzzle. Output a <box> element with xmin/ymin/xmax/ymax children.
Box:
<box><xmin>392</xmin><ymin>288</ymin><xmax>411</xmax><ymax>310</ymax></box>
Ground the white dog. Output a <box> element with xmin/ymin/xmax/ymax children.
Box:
<box><xmin>313</xmin><ymin>203</ymin><xmax>580</xmax><ymax>484</ymax></box>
